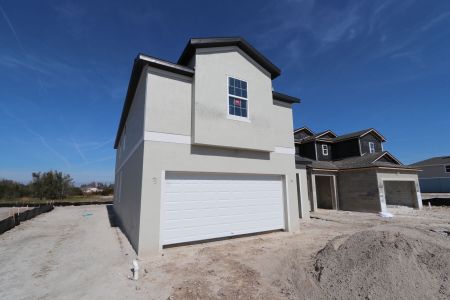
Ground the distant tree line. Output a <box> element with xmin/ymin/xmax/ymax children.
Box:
<box><xmin>0</xmin><ymin>171</ymin><xmax>113</xmax><ymax>200</ymax></box>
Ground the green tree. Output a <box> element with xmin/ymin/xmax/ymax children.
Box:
<box><xmin>31</xmin><ymin>171</ymin><xmax>74</xmax><ymax>199</ymax></box>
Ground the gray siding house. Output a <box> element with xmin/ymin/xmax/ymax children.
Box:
<box><xmin>113</xmin><ymin>37</ymin><xmax>309</xmax><ymax>256</ymax></box>
<box><xmin>410</xmin><ymin>156</ymin><xmax>450</xmax><ymax>193</ymax></box>
<box><xmin>295</xmin><ymin>128</ymin><xmax>423</xmax><ymax>213</ymax></box>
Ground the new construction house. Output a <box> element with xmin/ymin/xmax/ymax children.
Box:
<box><xmin>113</xmin><ymin>37</ymin><xmax>309</xmax><ymax>256</ymax></box>
<box><xmin>294</xmin><ymin>127</ymin><xmax>423</xmax><ymax>213</ymax></box>
<box><xmin>113</xmin><ymin>37</ymin><xmax>422</xmax><ymax>256</ymax></box>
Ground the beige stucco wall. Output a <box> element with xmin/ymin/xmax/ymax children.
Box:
<box><xmin>115</xmin><ymin>47</ymin><xmax>304</xmax><ymax>256</ymax></box>
<box><xmin>114</xmin><ymin>144</ymin><xmax>144</xmax><ymax>252</ymax></box>
<box><xmin>114</xmin><ymin>71</ymin><xmax>147</xmax><ymax>253</ymax></box>
<box><xmin>192</xmin><ymin>46</ymin><xmax>292</xmax><ymax>151</ymax></box>
<box><xmin>138</xmin><ymin>140</ymin><xmax>300</xmax><ymax>256</ymax></box>
<box><xmin>144</xmin><ymin>67</ymin><xmax>193</xmax><ymax>136</ymax></box>
<box><xmin>115</xmin><ymin>71</ymin><xmax>146</xmax><ymax>168</ymax></box>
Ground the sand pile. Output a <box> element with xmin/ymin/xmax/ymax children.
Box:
<box><xmin>312</xmin><ymin>230</ymin><xmax>450</xmax><ymax>299</ymax></box>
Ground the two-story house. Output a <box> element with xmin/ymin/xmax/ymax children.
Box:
<box><xmin>113</xmin><ymin>37</ymin><xmax>309</xmax><ymax>256</ymax></box>
<box><xmin>410</xmin><ymin>156</ymin><xmax>450</xmax><ymax>193</ymax></box>
<box><xmin>294</xmin><ymin>127</ymin><xmax>423</xmax><ymax>213</ymax></box>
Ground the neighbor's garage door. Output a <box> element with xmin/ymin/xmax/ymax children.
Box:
<box><xmin>161</xmin><ymin>172</ymin><xmax>285</xmax><ymax>245</ymax></box>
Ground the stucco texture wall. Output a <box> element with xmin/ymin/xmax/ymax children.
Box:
<box><xmin>138</xmin><ymin>140</ymin><xmax>300</xmax><ymax>256</ymax></box>
<box><xmin>192</xmin><ymin>46</ymin><xmax>293</xmax><ymax>151</ymax></box>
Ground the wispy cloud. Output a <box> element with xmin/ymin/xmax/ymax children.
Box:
<box><xmin>256</xmin><ymin>0</ymin><xmax>446</xmax><ymax>70</ymax></box>
<box><xmin>71</xmin><ymin>137</ymin><xmax>88</xmax><ymax>163</ymax></box>
<box><xmin>421</xmin><ymin>11</ymin><xmax>450</xmax><ymax>31</ymax></box>
<box><xmin>1</xmin><ymin>108</ymin><xmax>72</xmax><ymax>168</ymax></box>
<box><xmin>0</xmin><ymin>3</ymin><xmax>26</xmax><ymax>53</ymax></box>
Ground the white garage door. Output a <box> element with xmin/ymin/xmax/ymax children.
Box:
<box><xmin>161</xmin><ymin>172</ymin><xmax>285</xmax><ymax>245</ymax></box>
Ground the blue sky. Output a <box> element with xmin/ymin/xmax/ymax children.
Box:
<box><xmin>0</xmin><ymin>0</ymin><xmax>449</xmax><ymax>184</ymax></box>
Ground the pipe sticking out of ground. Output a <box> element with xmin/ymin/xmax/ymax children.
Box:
<box><xmin>132</xmin><ymin>259</ymin><xmax>139</xmax><ymax>280</ymax></box>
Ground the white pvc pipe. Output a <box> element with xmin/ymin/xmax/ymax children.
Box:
<box><xmin>132</xmin><ymin>259</ymin><xmax>139</xmax><ymax>280</ymax></box>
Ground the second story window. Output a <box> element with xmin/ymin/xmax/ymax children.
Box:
<box><xmin>445</xmin><ymin>165</ymin><xmax>450</xmax><ymax>173</ymax></box>
<box><xmin>228</xmin><ymin>77</ymin><xmax>248</xmax><ymax>118</ymax></box>
<box><xmin>322</xmin><ymin>144</ymin><xmax>328</xmax><ymax>156</ymax></box>
<box><xmin>369</xmin><ymin>142</ymin><xmax>375</xmax><ymax>154</ymax></box>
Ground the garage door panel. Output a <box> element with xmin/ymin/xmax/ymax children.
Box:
<box><xmin>165</xmin><ymin>194</ymin><xmax>282</xmax><ymax>212</ymax></box>
<box><xmin>164</xmin><ymin>206</ymin><xmax>283</xmax><ymax>220</ymax></box>
<box><xmin>165</xmin><ymin>214</ymin><xmax>279</xmax><ymax>231</ymax></box>
<box><xmin>163</xmin><ymin>218</ymin><xmax>284</xmax><ymax>244</ymax></box>
<box><xmin>161</xmin><ymin>172</ymin><xmax>285</xmax><ymax>245</ymax></box>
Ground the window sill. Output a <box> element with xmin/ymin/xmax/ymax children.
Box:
<box><xmin>227</xmin><ymin>115</ymin><xmax>251</xmax><ymax>123</ymax></box>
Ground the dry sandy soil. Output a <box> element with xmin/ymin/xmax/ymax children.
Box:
<box><xmin>0</xmin><ymin>207</ymin><xmax>32</xmax><ymax>220</ymax></box>
<box><xmin>0</xmin><ymin>205</ymin><xmax>449</xmax><ymax>300</ymax></box>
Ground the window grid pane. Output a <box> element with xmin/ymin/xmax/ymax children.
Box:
<box><xmin>228</xmin><ymin>96</ymin><xmax>247</xmax><ymax>117</ymax></box>
<box><xmin>228</xmin><ymin>77</ymin><xmax>247</xmax><ymax>99</ymax></box>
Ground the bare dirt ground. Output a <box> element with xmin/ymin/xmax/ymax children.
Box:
<box><xmin>0</xmin><ymin>205</ymin><xmax>449</xmax><ymax>300</ymax></box>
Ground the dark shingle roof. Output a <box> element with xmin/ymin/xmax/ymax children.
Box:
<box><xmin>115</xmin><ymin>37</ymin><xmax>300</xmax><ymax>149</ymax></box>
<box><xmin>295</xmin><ymin>128</ymin><xmax>386</xmax><ymax>144</ymax></box>
<box><xmin>410</xmin><ymin>156</ymin><xmax>450</xmax><ymax>166</ymax></box>
<box><xmin>299</xmin><ymin>152</ymin><xmax>419</xmax><ymax>171</ymax></box>
<box><xmin>178</xmin><ymin>37</ymin><xmax>281</xmax><ymax>79</ymax></box>
<box><xmin>332</xmin><ymin>128</ymin><xmax>386</xmax><ymax>142</ymax></box>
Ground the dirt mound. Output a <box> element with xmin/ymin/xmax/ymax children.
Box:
<box><xmin>312</xmin><ymin>230</ymin><xmax>450</xmax><ymax>300</ymax></box>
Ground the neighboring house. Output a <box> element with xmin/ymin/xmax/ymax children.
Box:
<box><xmin>82</xmin><ymin>187</ymin><xmax>103</xmax><ymax>194</ymax></box>
<box><xmin>410</xmin><ymin>156</ymin><xmax>450</xmax><ymax>193</ymax></box>
<box><xmin>113</xmin><ymin>37</ymin><xmax>309</xmax><ymax>256</ymax></box>
<box><xmin>294</xmin><ymin>127</ymin><xmax>423</xmax><ymax>213</ymax></box>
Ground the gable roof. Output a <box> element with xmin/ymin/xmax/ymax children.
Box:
<box><xmin>294</xmin><ymin>127</ymin><xmax>314</xmax><ymax>135</ymax></box>
<box><xmin>115</xmin><ymin>38</ymin><xmax>300</xmax><ymax>149</ymax></box>
<box><xmin>333</xmin><ymin>128</ymin><xmax>386</xmax><ymax>142</ymax></box>
<box><xmin>114</xmin><ymin>54</ymin><xmax>195</xmax><ymax>148</ymax></box>
<box><xmin>272</xmin><ymin>91</ymin><xmax>300</xmax><ymax>104</ymax></box>
<box><xmin>410</xmin><ymin>156</ymin><xmax>450</xmax><ymax>166</ymax></box>
<box><xmin>301</xmin><ymin>151</ymin><xmax>418</xmax><ymax>171</ymax></box>
<box><xmin>177</xmin><ymin>37</ymin><xmax>281</xmax><ymax>79</ymax></box>
<box><xmin>315</xmin><ymin>130</ymin><xmax>337</xmax><ymax>139</ymax></box>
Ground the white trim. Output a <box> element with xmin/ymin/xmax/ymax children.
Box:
<box><xmin>227</xmin><ymin>76</ymin><xmax>250</xmax><ymax>121</ymax></box>
<box><xmin>274</xmin><ymin>147</ymin><xmax>295</xmax><ymax>155</ymax></box>
<box><xmin>322</xmin><ymin>144</ymin><xmax>329</xmax><ymax>156</ymax></box>
<box><xmin>315</xmin><ymin>130</ymin><xmax>337</xmax><ymax>138</ymax></box>
<box><xmin>358</xmin><ymin>139</ymin><xmax>362</xmax><ymax>155</ymax></box>
<box><xmin>144</xmin><ymin>131</ymin><xmax>191</xmax><ymax>144</ymax></box>
<box><xmin>294</xmin><ymin>127</ymin><xmax>314</xmax><ymax>134</ymax></box>
<box><xmin>372</xmin><ymin>152</ymin><xmax>402</xmax><ymax>165</ymax></box>
<box><xmin>314</xmin><ymin>142</ymin><xmax>318</xmax><ymax>160</ymax></box>
<box><xmin>115</xmin><ymin>137</ymin><xmax>144</xmax><ymax>174</ymax></box>
<box><xmin>360</xmin><ymin>128</ymin><xmax>386</xmax><ymax>141</ymax></box>
<box><xmin>227</xmin><ymin>115</ymin><xmax>251</xmax><ymax>123</ymax></box>
<box><xmin>369</xmin><ymin>141</ymin><xmax>375</xmax><ymax>154</ymax></box>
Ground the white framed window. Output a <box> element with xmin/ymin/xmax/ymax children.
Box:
<box><xmin>228</xmin><ymin>77</ymin><xmax>248</xmax><ymax>120</ymax></box>
<box><xmin>322</xmin><ymin>144</ymin><xmax>329</xmax><ymax>156</ymax></box>
<box><xmin>369</xmin><ymin>142</ymin><xmax>375</xmax><ymax>154</ymax></box>
<box><xmin>445</xmin><ymin>165</ymin><xmax>450</xmax><ymax>173</ymax></box>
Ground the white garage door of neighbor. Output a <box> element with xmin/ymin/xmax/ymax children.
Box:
<box><xmin>161</xmin><ymin>172</ymin><xmax>285</xmax><ymax>245</ymax></box>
